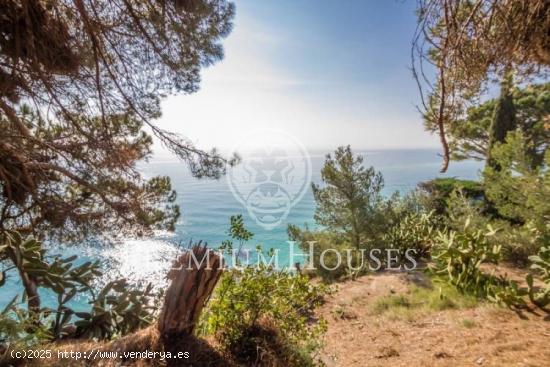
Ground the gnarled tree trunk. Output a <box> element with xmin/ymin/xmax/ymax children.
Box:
<box><xmin>158</xmin><ymin>245</ymin><xmax>223</xmax><ymax>338</ymax></box>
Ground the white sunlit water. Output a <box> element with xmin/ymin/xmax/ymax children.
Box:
<box><xmin>0</xmin><ymin>149</ymin><xmax>484</xmax><ymax>310</ymax></box>
<box><xmin>97</xmin><ymin>238</ymin><xmax>180</xmax><ymax>288</ymax></box>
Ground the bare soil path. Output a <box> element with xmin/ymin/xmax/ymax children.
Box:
<box><xmin>317</xmin><ymin>272</ymin><xmax>550</xmax><ymax>367</ymax></box>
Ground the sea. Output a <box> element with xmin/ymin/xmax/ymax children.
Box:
<box><xmin>0</xmin><ymin>149</ymin><xmax>483</xmax><ymax>310</ymax></box>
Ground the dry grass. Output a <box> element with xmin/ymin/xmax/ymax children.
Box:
<box><xmin>10</xmin><ymin>267</ymin><xmax>550</xmax><ymax>367</ymax></box>
<box><xmin>20</xmin><ymin>326</ymin><xmax>229</xmax><ymax>367</ymax></box>
<box><xmin>18</xmin><ymin>321</ymin><xmax>312</xmax><ymax>367</ymax></box>
<box><xmin>317</xmin><ymin>270</ymin><xmax>550</xmax><ymax>367</ymax></box>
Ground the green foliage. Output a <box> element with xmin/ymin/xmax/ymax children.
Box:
<box><xmin>1</xmin><ymin>0</ymin><xmax>236</xmax><ymax>199</ymax></box>
<box><xmin>487</xmin><ymin>280</ymin><xmax>527</xmax><ymax>308</ymax></box>
<box><xmin>448</xmin><ymin>81</ymin><xmax>550</xmax><ymax>164</ymax></box>
<box><xmin>529</xmin><ymin>246</ymin><xmax>550</xmax><ymax>283</ymax></box>
<box><xmin>417</xmin><ymin>178</ymin><xmax>484</xmax><ymax>215</ymax></box>
<box><xmin>487</xmin><ymin>74</ymin><xmax>517</xmax><ymax>169</ymax></box>
<box><xmin>484</xmin><ymin>130</ymin><xmax>550</xmax><ymax>226</ymax></box>
<box><xmin>431</xmin><ymin>220</ymin><xmax>502</xmax><ymax>297</ymax></box>
<box><xmin>429</xmin><ymin>194</ymin><xmax>549</xmax><ymax>310</ymax></box>
<box><xmin>1</xmin><ymin>230</ymin><xmax>100</xmax><ymax>317</ymax></box>
<box><xmin>74</xmin><ymin>280</ymin><xmax>158</xmax><ymax>340</ymax></box>
<box><xmin>482</xmin><ymin>130</ymin><xmax>549</xmax><ymax>263</ymax></box>
<box><xmin>370</xmin><ymin>294</ymin><xmax>411</xmax><ymax>314</ymax></box>
<box><xmin>228</xmin><ymin>215</ymin><xmax>254</xmax><ymax>243</ymax></box>
<box><xmin>0</xmin><ymin>231</ymin><xmax>159</xmax><ymax>342</ymax></box>
<box><xmin>0</xmin><ymin>296</ymin><xmax>51</xmax><ymax>349</ymax></box>
<box><xmin>429</xmin><ymin>215</ymin><xmax>549</xmax><ymax>310</ymax></box>
<box><xmin>291</xmin><ymin>146</ymin><xmax>434</xmax><ymax>282</ymax></box>
<box><xmin>200</xmin><ymin>264</ymin><xmax>328</xmax><ymax>363</ymax></box>
<box><xmin>500</xmin><ymin>222</ymin><xmax>545</xmax><ymax>265</ymax></box>
<box><xmin>444</xmin><ymin>189</ymin><xmax>492</xmax><ymax>229</ymax></box>
<box><xmin>1</xmin><ymin>109</ymin><xmax>181</xmax><ymax>242</ymax></box>
<box><xmin>202</xmin><ymin>216</ymin><xmax>327</xmax><ymax>365</ymax></box>
<box><xmin>526</xmin><ymin>246</ymin><xmax>550</xmax><ymax>308</ymax></box>
<box><xmin>370</xmin><ymin>280</ymin><xmax>478</xmax><ymax>320</ymax></box>
<box><xmin>312</xmin><ymin>145</ymin><xmax>385</xmax><ymax>249</ymax></box>
<box><xmin>415</xmin><ymin>0</ymin><xmax>550</xmax><ymax>172</ymax></box>
<box><xmin>219</xmin><ymin>214</ymin><xmax>254</xmax><ymax>260</ymax></box>
<box><xmin>0</xmin><ymin>0</ymin><xmax>241</xmax><ymax>242</ymax></box>
<box><xmin>486</xmin><ymin>246</ymin><xmax>550</xmax><ymax>309</ymax></box>
<box><xmin>382</xmin><ymin>211</ymin><xmax>437</xmax><ymax>259</ymax></box>
<box><xmin>441</xmin><ymin>186</ymin><xmax>543</xmax><ymax>265</ymax></box>
<box><xmin>288</xmin><ymin>225</ymin><xmax>355</xmax><ymax>282</ymax></box>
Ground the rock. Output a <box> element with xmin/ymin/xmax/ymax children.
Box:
<box><xmin>375</xmin><ymin>346</ymin><xmax>399</xmax><ymax>358</ymax></box>
<box><xmin>434</xmin><ymin>351</ymin><xmax>452</xmax><ymax>359</ymax></box>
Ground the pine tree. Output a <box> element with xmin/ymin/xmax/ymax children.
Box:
<box><xmin>0</xmin><ymin>0</ymin><xmax>235</xmax><ymax>240</ymax></box>
<box><xmin>312</xmin><ymin>146</ymin><xmax>384</xmax><ymax>249</ymax></box>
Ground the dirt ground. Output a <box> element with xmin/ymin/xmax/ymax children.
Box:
<box><xmin>12</xmin><ymin>269</ymin><xmax>549</xmax><ymax>367</ymax></box>
<box><xmin>316</xmin><ymin>271</ymin><xmax>550</xmax><ymax>367</ymax></box>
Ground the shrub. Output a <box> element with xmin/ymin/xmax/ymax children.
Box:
<box><xmin>73</xmin><ymin>280</ymin><xmax>159</xmax><ymax>340</ymax></box>
<box><xmin>200</xmin><ymin>264</ymin><xmax>328</xmax><ymax>365</ymax></box>
<box><xmin>487</xmin><ymin>280</ymin><xmax>527</xmax><ymax>308</ymax></box>
<box><xmin>382</xmin><ymin>210</ymin><xmax>437</xmax><ymax>260</ymax></box>
<box><xmin>0</xmin><ymin>231</ymin><xmax>159</xmax><ymax>342</ymax></box>
<box><xmin>502</xmin><ymin>222</ymin><xmax>545</xmax><ymax>265</ymax></box>
<box><xmin>418</xmin><ymin>178</ymin><xmax>484</xmax><ymax>215</ymax></box>
<box><xmin>430</xmin><ymin>219</ymin><xmax>502</xmax><ymax>297</ymax></box>
<box><xmin>526</xmin><ymin>246</ymin><xmax>550</xmax><ymax>308</ymax></box>
<box><xmin>443</xmin><ymin>189</ymin><xmax>543</xmax><ymax>265</ymax></box>
<box><xmin>444</xmin><ymin>189</ymin><xmax>491</xmax><ymax>230</ymax></box>
<box><xmin>289</xmin><ymin>194</ymin><xmax>434</xmax><ymax>283</ymax></box>
<box><xmin>0</xmin><ymin>296</ymin><xmax>51</xmax><ymax>350</ymax></box>
<box><xmin>288</xmin><ymin>225</ymin><xmax>358</xmax><ymax>282</ymax></box>
<box><xmin>485</xmin><ymin>246</ymin><xmax>550</xmax><ymax>310</ymax></box>
<box><xmin>484</xmin><ymin>131</ymin><xmax>549</xmax><ymax>227</ymax></box>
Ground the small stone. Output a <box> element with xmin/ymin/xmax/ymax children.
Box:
<box><xmin>376</xmin><ymin>346</ymin><xmax>399</xmax><ymax>359</ymax></box>
<box><xmin>476</xmin><ymin>356</ymin><xmax>485</xmax><ymax>364</ymax></box>
<box><xmin>434</xmin><ymin>351</ymin><xmax>452</xmax><ymax>359</ymax></box>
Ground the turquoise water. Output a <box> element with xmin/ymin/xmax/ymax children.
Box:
<box><xmin>0</xmin><ymin>149</ymin><xmax>483</xmax><ymax>309</ymax></box>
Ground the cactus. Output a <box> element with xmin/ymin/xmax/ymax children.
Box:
<box><xmin>1</xmin><ymin>231</ymin><xmax>159</xmax><ymax>340</ymax></box>
<box><xmin>431</xmin><ymin>221</ymin><xmax>550</xmax><ymax>310</ymax></box>
<box><xmin>383</xmin><ymin>210</ymin><xmax>436</xmax><ymax>259</ymax></box>
<box><xmin>430</xmin><ymin>219</ymin><xmax>502</xmax><ymax>297</ymax></box>
<box><xmin>526</xmin><ymin>246</ymin><xmax>550</xmax><ymax>308</ymax></box>
<box><xmin>486</xmin><ymin>246</ymin><xmax>550</xmax><ymax>310</ymax></box>
<box><xmin>74</xmin><ymin>279</ymin><xmax>158</xmax><ymax>340</ymax></box>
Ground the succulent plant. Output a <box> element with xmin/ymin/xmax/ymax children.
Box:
<box><xmin>74</xmin><ymin>280</ymin><xmax>157</xmax><ymax>340</ymax></box>
<box><xmin>526</xmin><ymin>246</ymin><xmax>550</xmax><ymax>308</ymax></box>
<box><xmin>431</xmin><ymin>219</ymin><xmax>502</xmax><ymax>296</ymax></box>
<box><xmin>1</xmin><ymin>231</ymin><xmax>159</xmax><ymax>341</ymax></box>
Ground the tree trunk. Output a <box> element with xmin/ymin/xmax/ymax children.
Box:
<box><xmin>5</xmin><ymin>246</ymin><xmax>40</xmax><ymax>314</ymax></box>
<box><xmin>158</xmin><ymin>245</ymin><xmax>223</xmax><ymax>338</ymax></box>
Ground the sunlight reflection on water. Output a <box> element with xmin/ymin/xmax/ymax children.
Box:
<box><xmin>1</xmin><ymin>150</ymin><xmax>484</xmax><ymax>310</ymax></box>
<box><xmin>0</xmin><ymin>238</ymin><xmax>181</xmax><ymax>310</ymax></box>
<box><xmin>98</xmin><ymin>239</ymin><xmax>180</xmax><ymax>290</ymax></box>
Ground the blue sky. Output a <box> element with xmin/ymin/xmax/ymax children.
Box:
<box><xmin>157</xmin><ymin>0</ymin><xmax>441</xmax><ymax>154</ymax></box>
